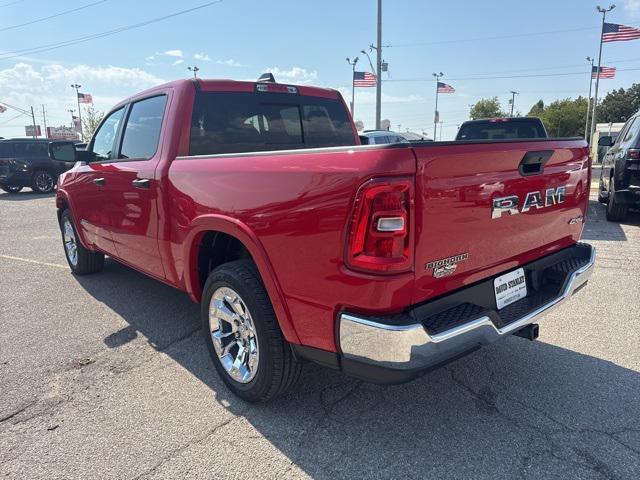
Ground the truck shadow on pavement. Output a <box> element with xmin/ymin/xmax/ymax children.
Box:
<box><xmin>72</xmin><ymin>255</ymin><xmax>640</xmax><ymax>479</ymax></box>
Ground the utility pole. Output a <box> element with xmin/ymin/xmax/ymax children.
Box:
<box><xmin>30</xmin><ymin>106</ymin><xmax>37</xmax><ymax>138</ymax></box>
<box><xmin>432</xmin><ymin>72</ymin><xmax>443</xmax><ymax>139</ymax></box>
<box><xmin>346</xmin><ymin>57</ymin><xmax>359</xmax><ymax>118</ymax></box>
<box><xmin>439</xmin><ymin>121</ymin><xmax>444</xmax><ymax>141</ymax></box>
<box><xmin>188</xmin><ymin>65</ymin><xmax>200</xmax><ymax>79</ymax></box>
<box><xmin>70</xmin><ymin>83</ymin><xmax>83</xmax><ymax>138</ymax></box>
<box><xmin>375</xmin><ymin>0</ymin><xmax>382</xmax><ymax>130</ymax></box>
<box><xmin>584</xmin><ymin>56</ymin><xmax>595</xmax><ymax>139</ymax></box>
<box><xmin>42</xmin><ymin>104</ymin><xmax>47</xmax><ymax>138</ymax></box>
<box><xmin>509</xmin><ymin>91</ymin><xmax>519</xmax><ymax>117</ymax></box>
<box><xmin>590</xmin><ymin>4</ymin><xmax>616</xmax><ymax>146</ymax></box>
<box><xmin>68</xmin><ymin>109</ymin><xmax>75</xmax><ymax>128</ymax></box>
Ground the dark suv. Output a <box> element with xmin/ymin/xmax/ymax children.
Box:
<box><xmin>0</xmin><ymin>139</ymin><xmax>75</xmax><ymax>194</ymax></box>
<box><xmin>598</xmin><ymin>110</ymin><xmax>640</xmax><ymax>221</ymax></box>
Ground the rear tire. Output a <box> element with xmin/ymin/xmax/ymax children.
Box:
<box><xmin>31</xmin><ymin>170</ymin><xmax>56</xmax><ymax>194</ymax></box>
<box><xmin>606</xmin><ymin>177</ymin><xmax>628</xmax><ymax>222</ymax></box>
<box><xmin>597</xmin><ymin>177</ymin><xmax>607</xmax><ymax>204</ymax></box>
<box><xmin>0</xmin><ymin>185</ymin><xmax>23</xmax><ymax>193</ymax></box>
<box><xmin>201</xmin><ymin>260</ymin><xmax>302</xmax><ymax>402</ymax></box>
<box><xmin>59</xmin><ymin>209</ymin><xmax>104</xmax><ymax>274</ymax></box>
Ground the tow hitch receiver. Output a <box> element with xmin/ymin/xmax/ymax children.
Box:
<box><xmin>513</xmin><ymin>323</ymin><xmax>539</xmax><ymax>341</ymax></box>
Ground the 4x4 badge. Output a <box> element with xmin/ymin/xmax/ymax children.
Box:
<box><xmin>426</xmin><ymin>253</ymin><xmax>470</xmax><ymax>278</ymax></box>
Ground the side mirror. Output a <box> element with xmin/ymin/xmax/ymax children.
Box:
<box><xmin>598</xmin><ymin>135</ymin><xmax>613</xmax><ymax>147</ymax></box>
<box><xmin>49</xmin><ymin>141</ymin><xmax>77</xmax><ymax>162</ymax></box>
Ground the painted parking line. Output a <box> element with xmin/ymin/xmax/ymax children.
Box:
<box><xmin>0</xmin><ymin>254</ymin><xmax>67</xmax><ymax>269</ymax></box>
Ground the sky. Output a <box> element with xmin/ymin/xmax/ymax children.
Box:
<box><xmin>1</xmin><ymin>0</ymin><xmax>640</xmax><ymax>140</ymax></box>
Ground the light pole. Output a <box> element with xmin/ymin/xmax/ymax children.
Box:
<box><xmin>584</xmin><ymin>56</ymin><xmax>595</xmax><ymax>139</ymax></box>
<box><xmin>509</xmin><ymin>91</ymin><xmax>519</xmax><ymax>117</ymax></box>
<box><xmin>439</xmin><ymin>121</ymin><xmax>444</xmax><ymax>141</ymax></box>
<box><xmin>590</xmin><ymin>4</ymin><xmax>616</xmax><ymax>146</ymax></box>
<box><xmin>433</xmin><ymin>72</ymin><xmax>443</xmax><ymax>139</ymax></box>
<box><xmin>188</xmin><ymin>66</ymin><xmax>200</xmax><ymax>79</ymax></box>
<box><xmin>346</xmin><ymin>57</ymin><xmax>359</xmax><ymax>118</ymax></box>
<box><xmin>373</xmin><ymin>0</ymin><xmax>382</xmax><ymax>129</ymax></box>
<box><xmin>68</xmin><ymin>109</ymin><xmax>75</xmax><ymax>129</ymax></box>
<box><xmin>360</xmin><ymin>49</ymin><xmax>375</xmax><ymax>74</ymax></box>
<box><xmin>70</xmin><ymin>83</ymin><xmax>82</xmax><ymax>137</ymax></box>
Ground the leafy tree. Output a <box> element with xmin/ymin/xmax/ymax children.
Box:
<box><xmin>596</xmin><ymin>84</ymin><xmax>640</xmax><ymax>123</ymax></box>
<box><xmin>82</xmin><ymin>106</ymin><xmax>104</xmax><ymax>142</ymax></box>
<box><xmin>469</xmin><ymin>97</ymin><xmax>506</xmax><ymax>120</ymax></box>
<box><xmin>527</xmin><ymin>97</ymin><xmax>588</xmax><ymax>137</ymax></box>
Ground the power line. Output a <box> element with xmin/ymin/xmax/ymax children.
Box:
<box><xmin>385</xmin><ymin>66</ymin><xmax>640</xmax><ymax>83</ymax></box>
<box><xmin>0</xmin><ymin>0</ymin><xmax>24</xmax><ymax>8</ymax></box>
<box><xmin>0</xmin><ymin>0</ymin><xmax>108</xmax><ymax>33</ymax></box>
<box><xmin>388</xmin><ymin>25</ymin><xmax>598</xmax><ymax>47</ymax></box>
<box><xmin>0</xmin><ymin>0</ymin><xmax>224</xmax><ymax>60</ymax></box>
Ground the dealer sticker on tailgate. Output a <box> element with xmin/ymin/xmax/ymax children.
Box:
<box><xmin>494</xmin><ymin>268</ymin><xmax>527</xmax><ymax>310</ymax></box>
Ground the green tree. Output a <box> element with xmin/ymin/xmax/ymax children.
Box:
<box><xmin>527</xmin><ymin>97</ymin><xmax>588</xmax><ymax>137</ymax></box>
<box><xmin>81</xmin><ymin>106</ymin><xmax>104</xmax><ymax>142</ymax></box>
<box><xmin>596</xmin><ymin>84</ymin><xmax>640</xmax><ymax>123</ymax></box>
<box><xmin>469</xmin><ymin>97</ymin><xmax>506</xmax><ymax>120</ymax></box>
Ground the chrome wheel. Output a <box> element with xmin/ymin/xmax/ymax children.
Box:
<box><xmin>35</xmin><ymin>172</ymin><xmax>54</xmax><ymax>193</ymax></box>
<box><xmin>63</xmin><ymin>218</ymin><xmax>78</xmax><ymax>266</ymax></box>
<box><xmin>209</xmin><ymin>287</ymin><xmax>259</xmax><ymax>383</ymax></box>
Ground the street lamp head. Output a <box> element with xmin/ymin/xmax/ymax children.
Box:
<box><xmin>354</xmin><ymin>57</ymin><xmax>359</xmax><ymax>64</ymax></box>
<box><xmin>346</xmin><ymin>57</ymin><xmax>350</xmax><ymax>63</ymax></box>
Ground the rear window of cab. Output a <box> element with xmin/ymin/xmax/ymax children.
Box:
<box><xmin>189</xmin><ymin>91</ymin><xmax>356</xmax><ymax>156</ymax></box>
<box><xmin>457</xmin><ymin>120</ymin><xmax>546</xmax><ymax>140</ymax></box>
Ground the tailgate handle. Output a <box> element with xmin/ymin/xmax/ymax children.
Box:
<box><xmin>519</xmin><ymin>150</ymin><xmax>553</xmax><ymax>176</ymax></box>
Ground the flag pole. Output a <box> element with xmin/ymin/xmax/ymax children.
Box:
<box><xmin>432</xmin><ymin>72</ymin><xmax>443</xmax><ymax>140</ymax></box>
<box><xmin>590</xmin><ymin>5</ymin><xmax>615</xmax><ymax>147</ymax></box>
<box><xmin>584</xmin><ymin>57</ymin><xmax>594</xmax><ymax>139</ymax></box>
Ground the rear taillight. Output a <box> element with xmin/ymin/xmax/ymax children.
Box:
<box><xmin>628</xmin><ymin>149</ymin><xmax>640</xmax><ymax>160</ymax></box>
<box><xmin>345</xmin><ymin>177</ymin><xmax>414</xmax><ymax>274</ymax></box>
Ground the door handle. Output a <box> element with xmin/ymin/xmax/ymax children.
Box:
<box><xmin>93</xmin><ymin>177</ymin><xmax>105</xmax><ymax>186</ymax></box>
<box><xmin>132</xmin><ymin>178</ymin><xmax>150</xmax><ymax>189</ymax></box>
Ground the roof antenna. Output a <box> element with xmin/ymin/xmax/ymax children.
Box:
<box><xmin>257</xmin><ymin>72</ymin><xmax>276</xmax><ymax>83</ymax></box>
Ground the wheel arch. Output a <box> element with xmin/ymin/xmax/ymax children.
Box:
<box><xmin>184</xmin><ymin>214</ymin><xmax>300</xmax><ymax>345</ymax></box>
<box><xmin>55</xmin><ymin>190</ymin><xmax>92</xmax><ymax>250</ymax></box>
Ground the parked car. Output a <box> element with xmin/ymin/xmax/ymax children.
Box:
<box><xmin>456</xmin><ymin>117</ymin><xmax>548</xmax><ymax>141</ymax></box>
<box><xmin>52</xmin><ymin>77</ymin><xmax>594</xmax><ymax>402</ymax></box>
<box><xmin>597</xmin><ymin>109</ymin><xmax>640</xmax><ymax>221</ymax></box>
<box><xmin>360</xmin><ymin>130</ymin><xmax>409</xmax><ymax>145</ymax></box>
<box><xmin>0</xmin><ymin>139</ymin><xmax>74</xmax><ymax>193</ymax></box>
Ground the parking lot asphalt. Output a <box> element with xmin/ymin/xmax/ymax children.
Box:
<box><xmin>1</xmin><ymin>191</ymin><xmax>639</xmax><ymax>480</ymax></box>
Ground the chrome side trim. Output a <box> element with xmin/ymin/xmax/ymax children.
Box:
<box><xmin>339</xmin><ymin>245</ymin><xmax>595</xmax><ymax>370</ymax></box>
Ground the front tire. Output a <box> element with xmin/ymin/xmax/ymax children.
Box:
<box><xmin>59</xmin><ymin>209</ymin><xmax>105</xmax><ymax>274</ymax></box>
<box><xmin>31</xmin><ymin>170</ymin><xmax>56</xmax><ymax>193</ymax></box>
<box><xmin>201</xmin><ymin>260</ymin><xmax>301</xmax><ymax>402</ymax></box>
<box><xmin>0</xmin><ymin>184</ymin><xmax>23</xmax><ymax>194</ymax></box>
<box><xmin>606</xmin><ymin>177</ymin><xmax>628</xmax><ymax>222</ymax></box>
<box><xmin>597</xmin><ymin>177</ymin><xmax>607</xmax><ymax>204</ymax></box>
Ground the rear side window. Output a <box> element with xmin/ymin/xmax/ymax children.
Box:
<box><xmin>457</xmin><ymin>120</ymin><xmax>545</xmax><ymax>140</ymax></box>
<box><xmin>0</xmin><ymin>142</ymin><xmax>14</xmax><ymax>157</ymax></box>
<box><xmin>189</xmin><ymin>91</ymin><xmax>355</xmax><ymax>156</ymax></box>
<box><xmin>621</xmin><ymin>117</ymin><xmax>640</xmax><ymax>146</ymax></box>
<box><xmin>120</xmin><ymin>95</ymin><xmax>167</xmax><ymax>160</ymax></box>
<box><xmin>14</xmin><ymin>142</ymin><xmax>47</xmax><ymax>157</ymax></box>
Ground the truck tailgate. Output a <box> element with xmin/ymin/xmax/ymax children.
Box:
<box><xmin>412</xmin><ymin>139</ymin><xmax>590</xmax><ymax>304</ymax></box>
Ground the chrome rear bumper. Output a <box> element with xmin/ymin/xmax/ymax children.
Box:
<box><xmin>339</xmin><ymin>244</ymin><xmax>595</xmax><ymax>375</ymax></box>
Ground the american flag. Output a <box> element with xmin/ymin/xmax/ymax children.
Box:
<box><xmin>602</xmin><ymin>23</ymin><xmax>640</xmax><ymax>42</ymax></box>
<box><xmin>437</xmin><ymin>82</ymin><xmax>455</xmax><ymax>93</ymax></box>
<box><xmin>592</xmin><ymin>66</ymin><xmax>616</xmax><ymax>79</ymax></box>
<box><xmin>353</xmin><ymin>71</ymin><xmax>377</xmax><ymax>87</ymax></box>
<box><xmin>77</xmin><ymin>93</ymin><xmax>93</xmax><ymax>104</ymax></box>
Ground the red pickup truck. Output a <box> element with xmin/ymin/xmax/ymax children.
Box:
<box><xmin>51</xmin><ymin>77</ymin><xmax>595</xmax><ymax>402</ymax></box>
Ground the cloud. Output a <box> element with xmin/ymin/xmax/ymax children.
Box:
<box><xmin>333</xmin><ymin>86</ymin><xmax>425</xmax><ymax>105</ymax></box>
<box><xmin>172</xmin><ymin>59</ymin><xmax>185</xmax><ymax>66</ymax></box>
<box><xmin>623</xmin><ymin>0</ymin><xmax>640</xmax><ymax>18</ymax></box>
<box><xmin>163</xmin><ymin>49</ymin><xmax>183</xmax><ymax>58</ymax></box>
<box><xmin>0</xmin><ymin>62</ymin><xmax>164</xmax><ymax>137</ymax></box>
<box><xmin>194</xmin><ymin>52</ymin><xmax>211</xmax><ymax>61</ymax></box>
<box><xmin>265</xmin><ymin>66</ymin><xmax>318</xmax><ymax>84</ymax></box>
<box><xmin>216</xmin><ymin>58</ymin><xmax>246</xmax><ymax>68</ymax></box>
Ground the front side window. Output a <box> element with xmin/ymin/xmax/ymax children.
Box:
<box><xmin>14</xmin><ymin>142</ymin><xmax>47</xmax><ymax>157</ymax></box>
<box><xmin>92</xmin><ymin>107</ymin><xmax>125</xmax><ymax>161</ymax></box>
<box><xmin>189</xmin><ymin>92</ymin><xmax>355</xmax><ymax>156</ymax></box>
<box><xmin>120</xmin><ymin>95</ymin><xmax>167</xmax><ymax>160</ymax></box>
